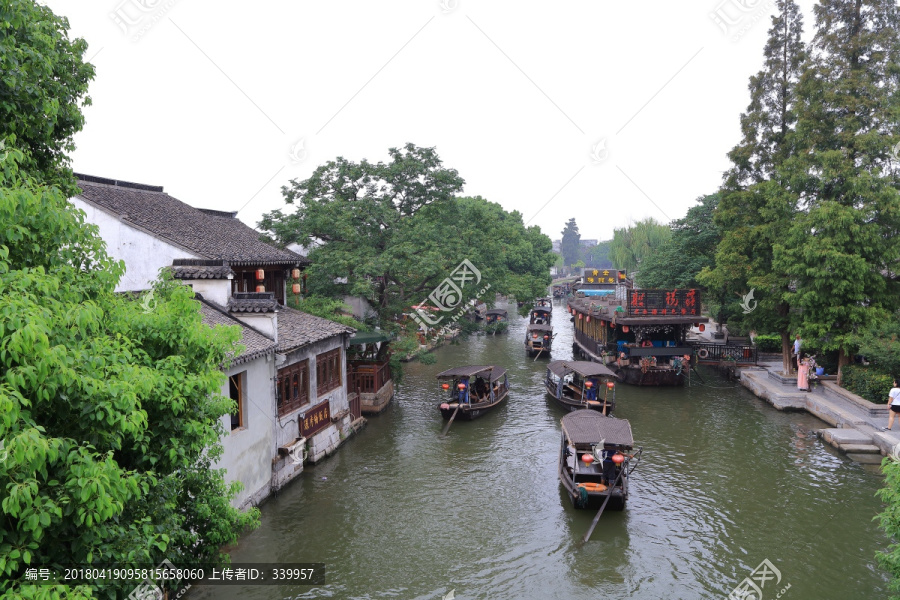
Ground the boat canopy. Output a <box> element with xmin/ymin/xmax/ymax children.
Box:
<box><xmin>561</xmin><ymin>410</ymin><xmax>633</xmax><ymax>447</ymax></box>
<box><xmin>531</xmin><ymin>307</ymin><xmax>552</xmax><ymax>315</ymax></box>
<box><xmin>547</xmin><ymin>360</ymin><xmax>616</xmax><ymax>379</ymax></box>
<box><xmin>348</xmin><ymin>331</ymin><xmax>391</xmax><ymax>345</ymax></box>
<box><xmin>436</xmin><ymin>365</ymin><xmax>507</xmax><ymax>383</ymax></box>
<box><xmin>526</xmin><ymin>324</ymin><xmax>553</xmax><ymax>333</ymax></box>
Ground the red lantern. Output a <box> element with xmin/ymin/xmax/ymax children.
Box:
<box><xmin>457</xmin><ymin>383</ymin><xmax>466</xmax><ymax>390</ymax></box>
<box><xmin>606</xmin><ymin>381</ymin><xmax>615</xmax><ymax>389</ymax></box>
<box><xmin>292</xmin><ymin>283</ymin><xmax>301</xmax><ymax>294</ymax></box>
<box><xmin>543</xmin><ymin>335</ymin><xmax>549</xmax><ymax>340</ymax></box>
<box><xmin>699</xmin><ymin>324</ymin><xmax>705</xmax><ymax>332</ymax></box>
<box><xmin>256</xmin><ymin>284</ymin><xmax>265</xmax><ymax>292</ymax></box>
<box><xmin>442</xmin><ymin>383</ymin><xmax>450</xmax><ymax>390</ymax></box>
<box><xmin>291</xmin><ymin>268</ymin><xmax>301</xmax><ymax>279</ymax></box>
<box><xmin>586</xmin><ymin>315</ymin><xmax>591</xmax><ymax>322</ymax></box>
<box><xmin>584</xmin><ymin>381</ymin><xmax>593</xmax><ymax>388</ymax></box>
<box><xmin>256</xmin><ymin>269</ymin><xmax>265</xmax><ymax>280</ymax></box>
<box><xmin>612</xmin><ymin>453</ymin><xmax>625</xmax><ymax>464</ymax></box>
<box><xmin>533</xmin><ymin>333</ymin><xmax>538</xmax><ymax>339</ymax></box>
<box><xmin>581</xmin><ymin>454</ymin><xmax>594</xmax><ymax>465</ymax></box>
<box><xmin>622</xmin><ymin>325</ymin><xmax>629</xmax><ymax>333</ymax></box>
<box><xmin>578</xmin><ymin>313</ymin><xmax>583</xmax><ymax>320</ymax></box>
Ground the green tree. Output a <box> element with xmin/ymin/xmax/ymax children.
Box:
<box><xmin>260</xmin><ymin>144</ymin><xmax>466</xmax><ymax>319</ymax></box>
<box><xmin>560</xmin><ymin>218</ymin><xmax>581</xmax><ymax>266</ymax></box>
<box><xmin>851</xmin><ymin>310</ymin><xmax>900</xmax><ymax>379</ymax></box>
<box><xmin>0</xmin><ymin>0</ymin><xmax>95</xmax><ymax>193</ymax></box>
<box><xmin>260</xmin><ymin>147</ymin><xmax>553</xmax><ymax>325</ymax></box>
<box><xmin>608</xmin><ymin>218</ymin><xmax>671</xmax><ymax>274</ymax></box>
<box><xmin>700</xmin><ymin>0</ymin><xmax>806</xmax><ymax>372</ymax></box>
<box><xmin>0</xmin><ymin>154</ymin><xmax>258</xmax><ymax>599</ymax></box>
<box><xmin>586</xmin><ymin>240</ymin><xmax>613</xmax><ymax>269</ymax></box>
<box><xmin>638</xmin><ymin>193</ymin><xmax>720</xmax><ymax>290</ymax></box>
<box><xmin>775</xmin><ymin>0</ymin><xmax>900</xmax><ymax>381</ymax></box>
<box><xmin>877</xmin><ymin>458</ymin><xmax>900</xmax><ymax>600</ymax></box>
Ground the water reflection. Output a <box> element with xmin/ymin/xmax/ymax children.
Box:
<box><xmin>188</xmin><ymin>300</ymin><xmax>889</xmax><ymax>600</ymax></box>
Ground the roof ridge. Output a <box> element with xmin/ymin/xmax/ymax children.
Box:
<box><xmin>76</xmin><ymin>173</ymin><xmax>164</xmax><ymax>193</ymax></box>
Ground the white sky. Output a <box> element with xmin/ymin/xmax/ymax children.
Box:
<box><xmin>42</xmin><ymin>0</ymin><xmax>819</xmax><ymax>244</ymax></box>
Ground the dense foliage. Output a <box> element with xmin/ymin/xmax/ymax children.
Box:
<box><xmin>0</xmin><ymin>154</ymin><xmax>258</xmax><ymax>599</ymax></box>
<box><xmin>0</xmin><ymin>0</ymin><xmax>94</xmax><ymax>193</ymax></box>
<box><xmin>841</xmin><ymin>364</ymin><xmax>895</xmax><ymax>405</ymax></box>
<box><xmin>608</xmin><ymin>218</ymin><xmax>671</xmax><ymax>274</ymax></box>
<box><xmin>260</xmin><ymin>145</ymin><xmax>554</xmax><ymax>326</ymax></box>
<box><xmin>560</xmin><ymin>218</ymin><xmax>581</xmax><ymax>266</ymax></box>
<box><xmin>637</xmin><ymin>193</ymin><xmax>720</xmax><ymax>290</ymax></box>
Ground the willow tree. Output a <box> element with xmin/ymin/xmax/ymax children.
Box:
<box><xmin>774</xmin><ymin>0</ymin><xmax>900</xmax><ymax>381</ymax></box>
<box><xmin>699</xmin><ymin>0</ymin><xmax>806</xmax><ymax>373</ymax></box>
<box><xmin>608</xmin><ymin>218</ymin><xmax>671</xmax><ymax>274</ymax></box>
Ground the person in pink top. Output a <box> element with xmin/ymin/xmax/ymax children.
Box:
<box><xmin>797</xmin><ymin>354</ymin><xmax>810</xmax><ymax>392</ymax></box>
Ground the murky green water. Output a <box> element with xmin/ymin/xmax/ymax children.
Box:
<box><xmin>189</xmin><ymin>301</ymin><xmax>890</xmax><ymax>600</ymax></box>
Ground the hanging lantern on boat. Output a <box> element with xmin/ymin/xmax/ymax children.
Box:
<box><xmin>533</xmin><ymin>333</ymin><xmax>538</xmax><ymax>339</ymax></box>
<box><xmin>622</xmin><ymin>325</ymin><xmax>629</xmax><ymax>333</ymax></box>
<box><xmin>584</xmin><ymin>381</ymin><xmax>593</xmax><ymax>388</ymax></box>
<box><xmin>612</xmin><ymin>453</ymin><xmax>625</xmax><ymax>465</ymax></box>
<box><xmin>442</xmin><ymin>383</ymin><xmax>450</xmax><ymax>390</ymax></box>
<box><xmin>699</xmin><ymin>324</ymin><xmax>705</xmax><ymax>332</ymax></box>
<box><xmin>292</xmin><ymin>283</ymin><xmax>301</xmax><ymax>294</ymax></box>
<box><xmin>543</xmin><ymin>335</ymin><xmax>549</xmax><ymax>340</ymax></box>
<box><xmin>256</xmin><ymin>269</ymin><xmax>265</xmax><ymax>280</ymax></box>
<box><xmin>581</xmin><ymin>454</ymin><xmax>594</xmax><ymax>465</ymax></box>
<box><xmin>606</xmin><ymin>381</ymin><xmax>615</xmax><ymax>389</ymax></box>
<box><xmin>291</xmin><ymin>268</ymin><xmax>301</xmax><ymax>280</ymax></box>
<box><xmin>457</xmin><ymin>383</ymin><xmax>466</xmax><ymax>390</ymax></box>
<box><xmin>256</xmin><ymin>285</ymin><xmax>265</xmax><ymax>292</ymax></box>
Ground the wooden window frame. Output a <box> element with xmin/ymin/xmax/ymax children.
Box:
<box><xmin>316</xmin><ymin>348</ymin><xmax>342</xmax><ymax>397</ymax></box>
<box><xmin>277</xmin><ymin>360</ymin><xmax>309</xmax><ymax>416</ymax></box>
<box><xmin>229</xmin><ymin>371</ymin><xmax>247</xmax><ymax>431</ymax></box>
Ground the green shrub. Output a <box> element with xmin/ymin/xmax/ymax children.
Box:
<box><xmin>754</xmin><ymin>334</ymin><xmax>782</xmax><ymax>352</ymax></box>
<box><xmin>841</xmin><ymin>364</ymin><xmax>895</xmax><ymax>404</ymax></box>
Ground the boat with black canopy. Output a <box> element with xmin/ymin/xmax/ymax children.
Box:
<box><xmin>525</xmin><ymin>305</ymin><xmax>554</xmax><ymax>357</ymax></box>
<box><xmin>437</xmin><ymin>365</ymin><xmax>510</xmax><ymax>421</ymax></box>
<box><xmin>545</xmin><ymin>360</ymin><xmax>618</xmax><ymax>413</ymax></box>
<box><xmin>558</xmin><ymin>410</ymin><xmax>640</xmax><ymax>511</ymax></box>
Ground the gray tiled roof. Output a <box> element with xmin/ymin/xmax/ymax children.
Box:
<box><xmin>198</xmin><ymin>296</ymin><xmax>276</xmax><ymax>366</ymax></box>
<box><xmin>228</xmin><ymin>292</ymin><xmax>278</xmax><ymax>313</ymax></box>
<box><xmin>75</xmin><ymin>174</ymin><xmax>309</xmax><ymax>266</ymax></box>
<box><xmin>171</xmin><ymin>265</ymin><xmax>235</xmax><ymax>280</ymax></box>
<box><xmin>276</xmin><ymin>306</ymin><xmax>355</xmax><ymax>353</ymax></box>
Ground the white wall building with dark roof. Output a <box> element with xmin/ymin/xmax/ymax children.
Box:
<box><xmin>71</xmin><ymin>174</ymin><xmax>363</xmax><ymax>509</ymax></box>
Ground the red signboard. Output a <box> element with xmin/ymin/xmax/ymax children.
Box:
<box><xmin>300</xmin><ymin>401</ymin><xmax>331</xmax><ymax>438</ymax></box>
<box><xmin>627</xmin><ymin>289</ymin><xmax>700</xmax><ymax>316</ymax></box>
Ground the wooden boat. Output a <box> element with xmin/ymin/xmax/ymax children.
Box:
<box><xmin>484</xmin><ymin>308</ymin><xmax>508</xmax><ymax>334</ymax></box>
<box><xmin>347</xmin><ymin>331</ymin><xmax>394</xmax><ymax>415</ymax></box>
<box><xmin>525</xmin><ymin>324</ymin><xmax>553</xmax><ymax>357</ymax></box>
<box><xmin>437</xmin><ymin>365</ymin><xmax>509</xmax><ymax>421</ymax></box>
<box><xmin>568</xmin><ymin>269</ymin><xmax>709</xmax><ymax>386</ymax></box>
<box><xmin>545</xmin><ymin>360</ymin><xmax>618</xmax><ymax>413</ymax></box>
<box><xmin>530</xmin><ymin>306</ymin><xmax>552</xmax><ymax>325</ymax></box>
<box><xmin>558</xmin><ymin>410</ymin><xmax>639</xmax><ymax>511</ymax></box>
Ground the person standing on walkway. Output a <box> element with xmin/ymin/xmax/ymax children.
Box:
<box><xmin>884</xmin><ymin>379</ymin><xmax>900</xmax><ymax>431</ymax></box>
<box><xmin>792</xmin><ymin>334</ymin><xmax>802</xmax><ymax>372</ymax></box>
<box><xmin>797</xmin><ymin>355</ymin><xmax>810</xmax><ymax>392</ymax></box>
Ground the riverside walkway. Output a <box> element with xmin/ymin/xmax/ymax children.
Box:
<box><xmin>689</xmin><ymin>325</ymin><xmax>898</xmax><ymax>464</ymax></box>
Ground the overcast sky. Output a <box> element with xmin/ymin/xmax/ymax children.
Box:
<box><xmin>43</xmin><ymin>0</ymin><xmax>819</xmax><ymax>244</ymax></box>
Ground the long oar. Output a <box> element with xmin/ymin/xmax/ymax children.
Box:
<box><xmin>441</xmin><ymin>403</ymin><xmax>461</xmax><ymax>436</ymax></box>
<box><xmin>583</xmin><ymin>466</ymin><xmax>625</xmax><ymax>543</ymax></box>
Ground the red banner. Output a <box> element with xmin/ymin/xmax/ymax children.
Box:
<box><xmin>627</xmin><ymin>289</ymin><xmax>700</xmax><ymax>316</ymax></box>
<box><xmin>300</xmin><ymin>401</ymin><xmax>331</xmax><ymax>438</ymax></box>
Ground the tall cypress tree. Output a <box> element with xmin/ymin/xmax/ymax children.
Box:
<box><xmin>560</xmin><ymin>218</ymin><xmax>581</xmax><ymax>266</ymax></box>
<box><xmin>700</xmin><ymin>0</ymin><xmax>806</xmax><ymax>374</ymax></box>
<box><xmin>775</xmin><ymin>0</ymin><xmax>900</xmax><ymax>380</ymax></box>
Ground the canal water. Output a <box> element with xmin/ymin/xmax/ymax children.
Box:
<box><xmin>190</xmin><ymin>301</ymin><xmax>890</xmax><ymax>600</ymax></box>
